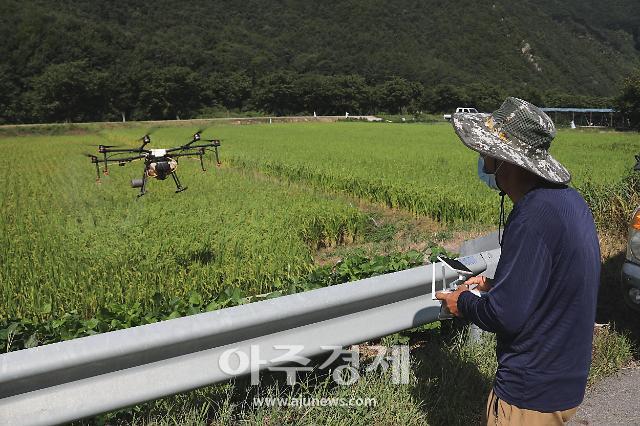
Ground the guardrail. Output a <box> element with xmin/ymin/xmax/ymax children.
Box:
<box><xmin>0</xmin><ymin>249</ymin><xmax>500</xmax><ymax>425</ymax></box>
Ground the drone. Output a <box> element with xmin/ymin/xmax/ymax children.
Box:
<box><xmin>86</xmin><ymin>130</ymin><xmax>221</xmax><ymax>196</ymax></box>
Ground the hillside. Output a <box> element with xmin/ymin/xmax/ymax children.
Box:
<box><xmin>0</xmin><ymin>0</ymin><xmax>639</xmax><ymax>122</ymax></box>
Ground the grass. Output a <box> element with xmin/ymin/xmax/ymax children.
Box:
<box><xmin>581</xmin><ymin>171</ymin><xmax>640</xmax><ymax>237</ymax></box>
<box><xmin>589</xmin><ymin>325</ymin><xmax>635</xmax><ymax>386</ymax></box>
<box><xmin>83</xmin><ymin>325</ymin><xmax>633</xmax><ymax>426</ymax></box>
<box><xmin>96</xmin><ymin>368</ymin><xmax>429</xmax><ymax>426</ymax></box>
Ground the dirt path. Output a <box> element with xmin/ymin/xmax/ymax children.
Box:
<box><xmin>570</xmin><ymin>367</ymin><xmax>640</xmax><ymax>425</ymax></box>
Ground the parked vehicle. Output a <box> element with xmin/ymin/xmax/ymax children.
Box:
<box><xmin>443</xmin><ymin>107</ymin><xmax>478</xmax><ymax>121</ymax></box>
<box><xmin>621</xmin><ymin>155</ymin><xmax>640</xmax><ymax>312</ymax></box>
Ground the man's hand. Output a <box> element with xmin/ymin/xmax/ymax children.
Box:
<box><xmin>435</xmin><ymin>285</ymin><xmax>470</xmax><ymax>317</ymax></box>
<box><xmin>464</xmin><ymin>275</ymin><xmax>492</xmax><ymax>292</ymax></box>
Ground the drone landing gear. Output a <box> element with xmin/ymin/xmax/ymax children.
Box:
<box><xmin>213</xmin><ymin>146</ymin><xmax>221</xmax><ymax>167</ymax></box>
<box><xmin>102</xmin><ymin>152</ymin><xmax>109</xmax><ymax>176</ymax></box>
<box><xmin>172</xmin><ymin>172</ymin><xmax>187</xmax><ymax>193</ymax></box>
<box><xmin>93</xmin><ymin>161</ymin><xmax>102</xmax><ymax>183</ymax></box>
<box><xmin>199</xmin><ymin>151</ymin><xmax>207</xmax><ymax>172</ymax></box>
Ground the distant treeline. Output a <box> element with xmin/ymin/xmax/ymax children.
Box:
<box><xmin>0</xmin><ymin>65</ymin><xmax>613</xmax><ymax>124</ymax></box>
<box><xmin>0</xmin><ymin>0</ymin><xmax>637</xmax><ymax>123</ymax></box>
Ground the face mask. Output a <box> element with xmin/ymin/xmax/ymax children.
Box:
<box><xmin>477</xmin><ymin>156</ymin><xmax>501</xmax><ymax>191</ymax></box>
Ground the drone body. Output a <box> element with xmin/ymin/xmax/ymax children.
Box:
<box><xmin>87</xmin><ymin>131</ymin><xmax>221</xmax><ymax>196</ymax></box>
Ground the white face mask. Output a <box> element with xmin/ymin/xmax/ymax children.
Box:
<box><xmin>477</xmin><ymin>156</ymin><xmax>501</xmax><ymax>191</ymax></box>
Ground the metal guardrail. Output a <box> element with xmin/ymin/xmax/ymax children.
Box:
<box><xmin>0</xmin><ymin>249</ymin><xmax>500</xmax><ymax>425</ymax></box>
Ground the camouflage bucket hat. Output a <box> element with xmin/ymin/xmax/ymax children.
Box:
<box><xmin>452</xmin><ymin>97</ymin><xmax>571</xmax><ymax>184</ymax></box>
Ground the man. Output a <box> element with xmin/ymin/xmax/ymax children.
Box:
<box><xmin>436</xmin><ymin>97</ymin><xmax>600</xmax><ymax>425</ymax></box>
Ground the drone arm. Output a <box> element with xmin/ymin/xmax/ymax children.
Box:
<box><xmin>100</xmin><ymin>147</ymin><xmax>148</xmax><ymax>154</ymax></box>
<box><xmin>165</xmin><ymin>146</ymin><xmax>187</xmax><ymax>154</ymax></box>
<box><xmin>104</xmin><ymin>153</ymin><xmax>147</xmax><ymax>163</ymax></box>
<box><xmin>172</xmin><ymin>135</ymin><xmax>200</xmax><ymax>151</ymax></box>
<box><xmin>165</xmin><ymin>140</ymin><xmax>220</xmax><ymax>154</ymax></box>
<box><xmin>204</xmin><ymin>139</ymin><xmax>221</xmax><ymax>147</ymax></box>
<box><xmin>166</xmin><ymin>151</ymin><xmax>204</xmax><ymax>159</ymax></box>
<box><xmin>167</xmin><ymin>150</ymin><xmax>217</xmax><ymax>170</ymax></box>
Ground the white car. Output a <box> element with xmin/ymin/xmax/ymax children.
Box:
<box><xmin>622</xmin><ymin>211</ymin><xmax>640</xmax><ymax>312</ymax></box>
<box><xmin>444</xmin><ymin>107</ymin><xmax>479</xmax><ymax>121</ymax></box>
<box><xmin>621</xmin><ymin>155</ymin><xmax>640</xmax><ymax>312</ymax></box>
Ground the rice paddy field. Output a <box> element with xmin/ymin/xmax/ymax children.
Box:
<box><xmin>1</xmin><ymin>121</ymin><xmax>638</xmax><ymax>321</ymax></box>
<box><xmin>1</xmin><ymin>120</ymin><xmax>639</xmax><ymax>424</ymax></box>
<box><xmin>0</xmin><ymin>134</ymin><xmax>366</xmax><ymax>319</ymax></box>
<box><xmin>221</xmin><ymin>122</ymin><xmax>639</xmax><ymax>221</ymax></box>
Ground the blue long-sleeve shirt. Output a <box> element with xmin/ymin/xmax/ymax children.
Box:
<box><xmin>458</xmin><ymin>185</ymin><xmax>600</xmax><ymax>412</ymax></box>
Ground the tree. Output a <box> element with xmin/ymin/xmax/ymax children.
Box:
<box><xmin>294</xmin><ymin>74</ymin><xmax>372</xmax><ymax>115</ymax></box>
<box><xmin>293</xmin><ymin>74</ymin><xmax>329</xmax><ymax>114</ymax></box>
<box><xmin>330</xmin><ymin>75</ymin><xmax>371</xmax><ymax>115</ymax></box>
<box><xmin>206</xmin><ymin>72</ymin><xmax>253</xmax><ymax>111</ymax></box>
<box><xmin>253</xmin><ymin>71</ymin><xmax>299</xmax><ymax>115</ymax></box>
<box><xmin>27</xmin><ymin>61</ymin><xmax>109</xmax><ymax>123</ymax></box>
<box><xmin>464</xmin><ymin>83</ymin><xmax>506</xmax><ymax>112</ymax></box>
<box><xmin>425</xmin><ymin>84</ymin><xmax>469</xmax><ymax>113</ymax></box>
<box><xmin>105</xmin><ymin>63</ymin><xmax>144</xmax><ymax>122</ymax></box>
<box><xmin>135</xmin><ymin>67</ymin><xmax>203</xmax><ymax>120</ymax></box>
<box><xmin>377</xmin><ymin>77</ymin><xmax>423</xmax><ymax>114</ymax></box>
<box><xmin>0</xmin><ymin>65</ymin><xmax>20</xmax><ymax>123</ymax></box>
<box><xmin>617</xmin><ymin>71</ymin><xmax>640</xmax><ymax>129</ymax></box>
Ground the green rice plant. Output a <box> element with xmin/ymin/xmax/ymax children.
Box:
<box><xmin>204</xmin><ymin>122</ymin><xmax>639</xmax><ymax>226</ymax></box>
<box><xmin>0</xmin><ymin>133</ymin><xmax>366</xmax><ymax>320</ymax></box>
<box><xmin>2</xmin><ymin>123</ymin><xmax>637</xmax><ymax>319</ymax></box>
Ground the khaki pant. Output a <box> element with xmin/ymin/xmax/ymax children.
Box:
<box><xmin>486</xmin><ymin>389</ymin><xmax>577</xmax><ymax>425</ymax></box>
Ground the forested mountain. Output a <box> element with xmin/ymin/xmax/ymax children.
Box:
<box><xmin>1</xmin><ymin>0</ymin><xmax>639</xmax><ymax>123</ymax></box>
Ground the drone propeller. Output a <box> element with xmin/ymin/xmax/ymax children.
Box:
<box><xmin>88</xmin><ymin>131</ymin><xmax>120</xmax><ymax>148</ymax></box>
<box><xmin>92</xmin><ymin>129</ymin><xmax>128</xmax><ymax>148</ymax></box>
<box><xmin>131</xmin><ymin>130</ymin><xmax>155</xmax><ymax>149</ymax></box>
<box><xmin>84</xmin><ymin>152</ymin><xmax>102</xmax><ymax>182</ymax></box>
<box><xmin>190</xmin><ymin>128</ymin><xmax>209</xmax><ymax>143</ymax></box>
<box><xmin>137</xmin><ymin>127</ymin><xmax>158</xmax><ymax>141</ymax></box>
<box><xmin>83</xmin><ymin>153</ymin><xmax>100</xmax><ymax>165</ymax></box>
